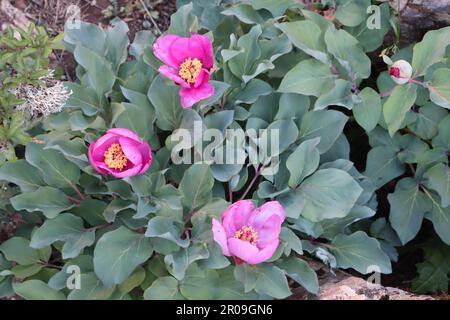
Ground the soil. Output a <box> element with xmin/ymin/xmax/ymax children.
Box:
<box><xmin>1</xmin><ymin>0</ymin><xmax>177</xmax><ymax>80</ymax></box>
<box><xmin>7</xmin><ymin>0</ymin><xmax>176</xmax><ymax>38</ymax></box>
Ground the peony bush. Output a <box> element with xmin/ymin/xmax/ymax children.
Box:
<box><xmin>0</xmin><ymin>0</ymin><xmax>449</xmax><ymax>299</ymax></box>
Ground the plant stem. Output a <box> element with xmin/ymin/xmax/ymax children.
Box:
<box><xmin>239</xmin><ymin>165</ymin><xmax>262</xmax><ymax>201</ymax></box>
<box><xmin>409</xmin><ymin>78</ymin><xmax>427</xmax><ymax>87</ymax></box>
<box><xmin>228</xmin><ymin>182</ymin><xmax>233</xmax><ymax>203</ymax></box>
<box><xmin>85</xmin><ymin>223</ymin><xmax>113</xmax><ymax>232</ymax></box>
<box><xmin>67</xmin><ymin>180</ymin><xmax>86</xmax><ymax>200</ymax></box>
<box><xmin>67</xmin><ymin>196</ymin><xmax>81</xmax><ymax>204</ymax></box>
<box><xmin>140</xmin><ymin>0</ymin><xmax>162</xmax><ymax>35</ymax></box>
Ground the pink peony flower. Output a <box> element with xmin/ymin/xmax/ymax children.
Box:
<box><xmin>153</xmin><ymin>33</ymin><xmax>215</xmax><ymax>109</ymax></box>
<box><xmin>88</xmin><ymin>128</ymin><xmax>152</xmax><ymax>178</ymax></box>
<box><xmin>212</xmin><ymin>200</ymin><xmax>286</xmax><ymax>265</ymax></box>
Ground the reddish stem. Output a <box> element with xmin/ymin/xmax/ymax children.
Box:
<box><xmin>239</xmin><ymin>165</ymin><xmax>262</xmax><ymax>201</ymax></box>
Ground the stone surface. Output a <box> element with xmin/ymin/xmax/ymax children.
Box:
<box><xmin>290</xmin><ymin>260</ymin><xmax>433</xmax><ymax>300</ymax></box>
<box><xmin>396</xmin><ymin>0</ymin><xmax>450</xmax><ymax>44</ymax></box>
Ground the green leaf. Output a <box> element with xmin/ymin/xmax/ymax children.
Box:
<box><xmin>144</xmin><ymin>276</ymin><xmax>184</xmax><ymax>300</ymax></box>
<box><xmin>427</xmin><ymin>193</ymin><xmax>450</xmax><ymax>245</ymax></box>
<box><xmin>130</xmin><ymin>31</ymin><xmax>154</xmax><ymax>58</ymax></box>
<box><xmin>298</xmin><ymin>168</ymin><xmax>363</xmax><ymax>222</ymax></box>
<box><xmin>276</xmin><ymin>257</ymin><xmax>319</xmax><ymax>294</ymax></box>
<box><xmin>94</xmin><ymin>227</ymin><xmax>153</xmax><ymax>287</ymax></box>
<box><xmin>408</xmin><ymin>103</ymin><xmax>448</xmax><ymax>140</ymax></box>
<box><xmin>412</xmin><ymin>243</ymin><xmax>450</xmax><ymax>294</ymax></box>
<box><xmin>278</xmin><ymin>59</ymin><xmax>336</xmax><ymax>96</ymax></box>
<box><xmin>147</xmin><ymin>75</ymin><xmax>183</xmax><ymax>131</ymax></box>
<box><xmin>257</xmin><ymin>119</ymin><xmax>299</xmax><ymax>165</ymax></box>
<box><xmin>63</xmin><ymin>21</ymin><xmax>106</xmax><ymax>54</ymax></box>
<box><xmin>433</xmin><ymin>115</ymin><xmax>450</xmax><ymax>150</ymax></box>
<box><xmin>335</xmin><ymin>0</ymin><xmax>371</xmax><ymax>27</ymax></box>
<box><xmin>169</xmin><ymin>3</ymin><xmax>198</xmax><ymax>36</ymax></box>
<box><xmin>276</xmin><ymin>20</ymin><xmax>329</xmax><ymax>64</ymax></box>
<box><xmin>179</xmin><ymin>164</ymin><xmax>214</xmax><ymax>212</ymax></box>
<box><xmin>254</xmin><ymin>264</ymin><xmax>291</xmax><ymax>299</ymax></box>
<box><xmin>118</xmin><ymin>266</ymin><xmax>146</xmax><ymax>293</ymax></box>
<box><xmin>221</xmin><ymin>4</ymin><xmax>264</xmax><ymax>24</ymax></box>
<box><xmin>347</xmin><ymin>2</ymin><xmax>390</xmax><ymax>52</ymax></box>
<box><xmin>0</xmin><ymin>160</ymin><xmax>44</xmax><ymax>192</ymax></box>
<box><xmin>388</xmin><ymin>178</ymin><xmax>432</xmax><ymax>244</ymax></box>
<box><xmin>330</xmin><ymin>231</ymin><xmax>392</xmax><ymax>274</ymax></box>
<box><xmin>353</xmin><ymin>87</ymin><xmax>382</xmax><ymax>132</ymax></box>
<box><xmin>68</xmin><ymin>273</ymin><xmax>115</xmax><ymax>300</ymax></box>
<box><xmin>412</xmin><ymin>26</ymin><xmax>450</xmax><ymax>76</ymax></box>
<box><xmin>74</xmin><ymin>45</ymin><xmax>116</xmax><ymax>99</ymax></box>
<box><xmin>13</xmin><ymin>280</ymin><xmax>65</xmax><ymax>300</ymax></box>
<box><xmin>105</xmin><ymin>19</ymin><xmax>129</xmax><ymax>72</ymax></box>
<box><xmin>428</xmin><ymin>68</ymin><xmax>450</xmax><ymax>109</ymax></box>
<box><xmin>233</xmin><ymin>264</ymin><xmax>258</xmax><ymax>293</ymax></box>
<box><xmin>286</xmin><ymin>138</ymin><xmax>320</xmax><ymax>188</ymax></box>
<box><xmin>0</xmin><ymin>237</ymin><xmax>42</xmax><ymax>265</ymax></box>
<box><xmin>364</xmin><ymin>146</ymin><xmax>405</xmax><ymax>188</ymax></box>
<box><xmin>424</xmin><ymin>164</ymin><xmax>450</xmax><ymax>208</ymax></box>
<box><xmin>30</xmin><ymin>213</ymin><xmax>95</xmax><ymax>259</ymax></box>
<box><xmin>180</xmin><ymin>265</ymin><xmax>252</xmax><ymax>299</ymax></box>
<box><xmin>228</xmin><ymin>25</ymin><xmax>262</xmax><ymax>80</ymax></box>
<box><xmin>10</xmin><ymin>187</ymin><xmax>73</xmax><ymax>219</ymax></box>
<box><xmin>145</xmin><ymin>216</ymin><xmax>190</xmax><ymax>248</ymax></box>
<box><xmin>249</xmin><ymin>0</ymin><xmax>297</xmax><ymax>17</ymax></box>
<box><xmin>314</xmin><ymin>79</ymin><xmax>354</xmax><ymax>110</ymax></box>
<box><xmin>164</xmin><ymin>244</ymin><xmax>209</xmax><ymax>280</ymax></box>
<box><xmin>279</xmin><ymin>227</ymin><xmax>303</xmax><ymax>255</ymax></box>
<box><xmin>112</xmin><ymin>102</ymin><xmax>155</xmax><ymax>142</ymax></box>
<box><xmin>63</xmin><ymin>82</ymin><xmax>99</xmax><ymax>116</ymax></box>
<box><xmin>25</xmin><ymin>143</ymin><xmax>80</xmax><ymax>189</ymax></box>
<box><xmin>298</xmin><ymin>110</ymin><xmax>348</xmax><ymax>154</ymax></box>
<box><xmin>235</xmin><ymin>79</ymin><xmax>272</xmax><ymax>104</ymax></box>
<box><xmin>324</xmin><ymin>25</ymin><xmax>371</xmax><ymax>79</ymax></box>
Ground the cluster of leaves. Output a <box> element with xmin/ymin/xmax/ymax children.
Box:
<box><xmin>0</xmin><ymin>0</ymin><xmax>449</xmax><ymax>299</ymax></box>
<box><xmin>0</xmin><ymin>24</ymin><xmax>63</xmax><ymax>164</ymax></box>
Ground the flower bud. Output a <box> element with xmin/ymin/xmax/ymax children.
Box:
<box><xmin>389</xmin><ymin>60</ymin><xmax>413</xmax><ymax>85</ymax></box>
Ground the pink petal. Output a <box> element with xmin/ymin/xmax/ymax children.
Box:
<box><xmin>179</xmin><ymin>81</ymin><xmax>214</xmax><ymax>108</ymax></box>
<box><xmin>255</xmin><ymin>215</ymin><xmax>282</xmax><ymax>250</ymax></box>
<box><xmin>248</xmin><ymin>201</ymin><xmax>286</xmax><ymax>231</ymax></box>
<box><xmin>109</xmin><ymin>164</ymin><xmax>143</xmax><ymax>178</ymax></box>
<box><xmin>159</xmin><ymin>65</ymin><xmax>190</xmax><ymax>88</ymax></box>
<box><xmin>118</xmin><ymin>137</ymin><xmax>143</xmax><ymax>166</ymax></box>
<box><xmin>193</xmin><ymin>69</ymin><xmax>210</xmax><ymax>89</ymax></box>
<box><xmin>137</xmin><ymin>143</ymin><xmax>152</xmax><ymax>174</ymax></box>
<box><xmin>153</xmin><ymin>35</ymin><xmax>183</xmax><ymax>68</ymax></box>
<box><xmin>107</xmin><ymin>128</ymin><xmax>142</xmax><ymax>143</ymax></box>
<box><xmin>221</xmin><ymin>200</ymin><xmax>254</xmax><ymax>237</ymax></box>
<box><xmin>191</xmin><ymin>33</ymin><xmax>213</xmax><ymax>69</ymax></box>
<box><xmin>228</xmin><ymin>238</ymin><xmax>279</xmax><ymax>265</ymax></box>
<box><xmin>212</xmin><ymin>218</ymin><xmax>230</xmax><ymax>256</ymax></box>
<box><xmin>88</xmin><ymin>142</ymin><xmax>109</xmax><ymax>174</ymax></box>
<box><xmin>170</xmin><ymin>36</ymin><xmax>208</xmax><ymax>67</ymax></box>
<box><xmin>90</xmin><ymin>135</ymin><xmax>118</xmax><ymax>162</ymax></box>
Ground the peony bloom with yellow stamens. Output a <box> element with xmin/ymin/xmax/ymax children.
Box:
<box><xmin>153</xmin><ymin>33</ymin><xmax>215</xmax><ymax>109</ymax></box>
<box><xmin>212</xmin><ymin>200</ymin><xmax>286</xmax><ymax>265</ymax></box>
<box><xmin>88</xmin><ymin>128</ymin><xmax>152</xmax><ymax>179</ymax></box>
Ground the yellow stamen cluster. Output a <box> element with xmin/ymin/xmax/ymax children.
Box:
<box><xmin>179</xmin><ymin>58</ymin><xmax>203</xmax><ymax>84</ymax></box>
<box><xmin>235</xmin><ymin>225</ymin><xmax>258</xmax><ymax>246</ymax></box>
<box><xmin>104</xmin><ymin>143</ymin><xmax>128</xmax><ymax>170</ymax></box>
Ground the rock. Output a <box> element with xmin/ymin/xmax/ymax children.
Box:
<box><xmin>316</xmin><ymin>276</ymin><xmax>433</xmax><ymax>300</ymax></box>
<box><xmin>0</xmin><ymin>0</ymin><xmax>32</xmax><ymax>31</ymax></box>
<box><xmin>290</xmin><ymin>261</ymin><xmax>433</xmax><ymax>300</ymax></box>
<box><xmin>397</xmin><ymin>0</ymin><xmax>450</xmax><ymax>44</ymax></box>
